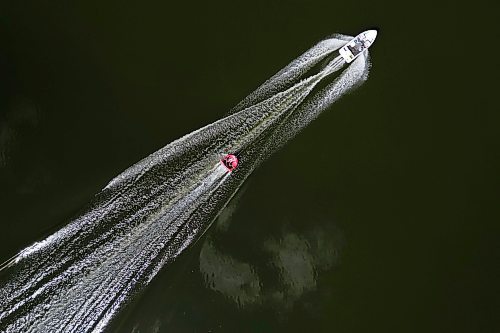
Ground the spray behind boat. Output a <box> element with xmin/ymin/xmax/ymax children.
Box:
<box><xmin>0</xmin><ymin>30</ymin><xmax>376</xmax><ymax>333</ymax></box>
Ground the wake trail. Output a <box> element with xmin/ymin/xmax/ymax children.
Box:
<box><xmin>0</xmin><ymin>35</ymin><xmax>371</xmax><ymax>332</ymax></box>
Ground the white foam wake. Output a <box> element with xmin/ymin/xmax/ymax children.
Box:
<box><xmin>0</xmin><ymin>34</ymin><xmax>371</xmax><ymax>332</ymax></box>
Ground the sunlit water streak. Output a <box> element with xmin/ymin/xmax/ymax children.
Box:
<box><xmin>0</xmin><ymin>34</ymin><xmax>371</xmax><ymax>332</ymax></box>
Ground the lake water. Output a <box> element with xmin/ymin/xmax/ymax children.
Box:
<box><xmin>0</xmin><ymin>0</ymin><xmax>497</xmax><ymax>332</ymax></box>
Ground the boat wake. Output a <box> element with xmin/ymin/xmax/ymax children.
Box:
<box><xmin>0</xmin><ymin>34</ymin><xmax>371</xmax><ymax>332</ymax></box>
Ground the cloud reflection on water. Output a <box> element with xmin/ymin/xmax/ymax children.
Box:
<box><xmin>199</xmin><ymin>188</ymin><xmax>343</xmax><ymax>311</ymax></box>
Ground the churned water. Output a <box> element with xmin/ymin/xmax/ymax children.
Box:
<box><xmin>0</xmin><ymin>35</ymin><xmax>370</xmax><ymax>332</ymax></box>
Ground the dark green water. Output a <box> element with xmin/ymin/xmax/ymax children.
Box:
<box><xmin>0</xmin><ymin>1</ymin><xmax>498</xmax><ymax>332</ymax></box>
